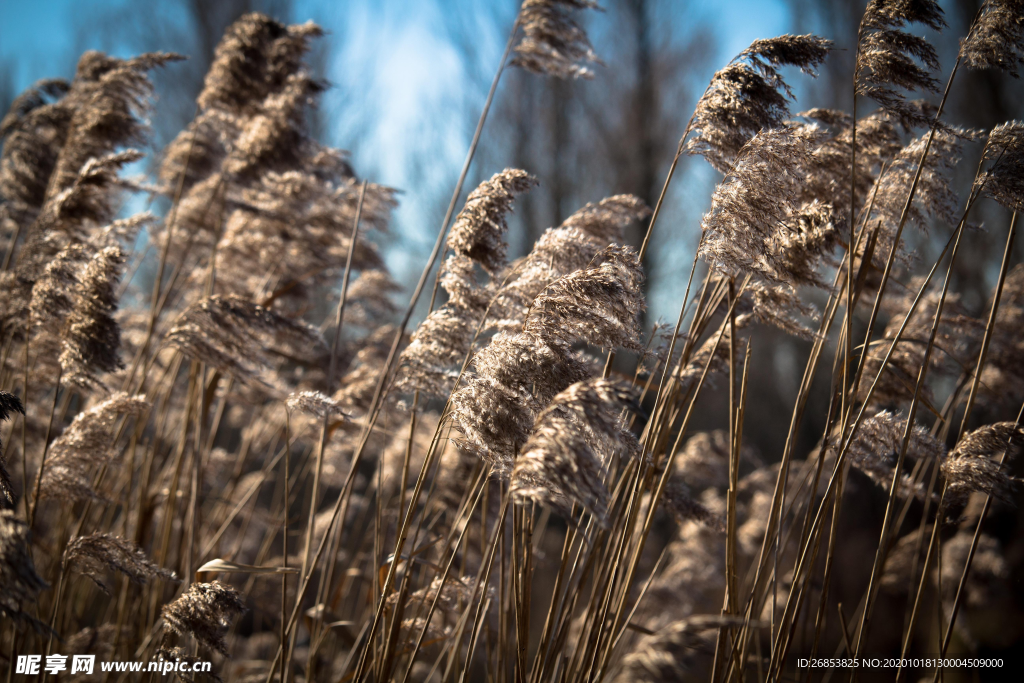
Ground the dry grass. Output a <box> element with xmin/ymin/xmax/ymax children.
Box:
<box><xmin>2</xmin><ymin>1</ymin><xmax>1024</xmax><ymax>682</ymax></box>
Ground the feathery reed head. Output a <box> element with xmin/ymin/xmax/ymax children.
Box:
<box><xmin>0</xmin><ymin>79</ymin><xmax>69</xmax><ymax>139</ymax></box>
<box><xmin>40</xmin><ymin>393</ymin><xmax>148</xmax><ymax>501</ymax></box>
<box><xmin>165</xmin><ymin>295</ymin><xmax>327</xmax><ymax>393</ymax></box>
<box><xmin>686</xmin><ymin>34</ymin><xmax>832</xmax><ymax>173</ymax></box>
<box><xmin>451</xmin><ymin>374</ymin><xmax>534</xmax><ymax>473</ymax></box>
<box><xmin>512</xmin><ymin>0</ymin><xmax>603</xmax><ymax>79</ymax></box>
<box><xmin>198</xmin><ymin>14</ymin><xmax>322</xmax><ymax>116</ymax></box>
<box><xmin>960</xmin><ymin>0</ymin><xmax>1024</xmax><ymax>77</ymax></box>
<box><xmin>64</xmin><ymin>533</ymin><xmax>177</xmax><ymax>593</ymax></box>
<box><xmin>559</xmin><ymin>194</ymin><xmax>652</xmax><ymax>244</ymax></box>
<box><xmin>224</xmin><ymin>73</ymin><xmax>324</xmax><ymax>179</ymax></box>
<box><xmin>699</xmin><ymin>123</ymin><xmax>839</xmax><ymax>289</ymax></box>
<box><xmin>976</xmin><ymin>121</ymin><xmax>1024</xmax><ymax>212</ymax></box>
<box><xmin>942</xmin><ymin>422</ymin><xmax>1023</xmax><ymax>507</ymax></box>
<box><xmin>511</xmin><ymin>378</ymin><xmax>639</xmax><ymax>524</ymax></box>
<box><xmin>856</xmin><ymin>0</ymin><xmax>946</xmax><ymax>127</ymax></box>
<box><xmin>286</xmin><ymin>390</ymin><xmax>347</xmax><ymax>420</ymax></box>
<box><xmin>872</xmin><ymin>128</ymin><xmax>968</xmax><ymax>260</ymax></box>
<box><xmin>797</xmin><ymin>108</ymin><xmax>903</xmax><ymax>213</ymax></box>
<box><xmin>50</xmin><ymin>51</ymin><xmax>182</xmax><ymax>195</ymax></box>
<box><xmin>447</xmin><ymin>169</ymin><xmax>536</xmax><ymax>274</ymax></box>
<box><xmin>33</xmin><ymin>149</ymin><xmax>144</xmax><ymax>250</ymax></box>
<box><xmin>663</xmin><ymin>480</ymin><xmax>726</xmax><ymax>532</ymax></box>
<box><xmin>396</xmin><ymin>306</ymin><xmax>478</xmax><ymax>399</ymax></box>
<box><xmin>838</xmin><ymin>410</ymin><xmax>946</xmax><ymax>499</ymax></box>
<box><xmin>473</xmin><ymin>332</ymin><xmax>592</xmax><ymax>408</ymax></box>
<box><xmin>161</xmin><ymin>580</ymin><xmax>247</xmax><ymax>655</ymax></box>
<box><xmin>0</xmin><ymin>79</ymin><xmax>70</xmax><ymax>220</ymax></box>
<box><xmin>487</xmin><ymin>196</ymin><xmax>648</xmax><ymax>333</ymax></box>
<box><xmin>59</xmin><ymin>245</ymin><xmax>125</xmax><ymax>387</ymax></box>
<box><xmin>861</xmin><ymin>281</ymin><xmax>982</xmax><ymax>407</ymax></box>
<box><xmin>523</xmin><ymin>244</ymin><xmax>645</xmax><ymax>351</ymax></box>
<box><xmin>158</xmin><ymin>110</ymin><xmax>238</xmax><ymax>195</ymax></box>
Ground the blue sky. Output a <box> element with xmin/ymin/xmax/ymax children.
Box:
<box><xmin>0</xmin><ymin>0</ymin><xmax>796</xmax><ymax>322</ymax></box>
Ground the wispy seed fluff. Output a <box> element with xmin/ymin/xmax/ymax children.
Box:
<box><xmin>396</xmin><ymin>170</ymin><xmax>535</xmax><ymax>398</ymax></box>
<box><xmin>855</xmin><ymin>0</ymin><xmax>946</xmax><ymax>128</ymax></box>
<box><xmin>63</xmin><ymin>533</ymin><xmax>176</xmax><ymax>594</ymax></box>
<box><xmin>488</xmin><ymin>195</ymin><xmax>650</xmax><ymax>333</ymax></box>
<box><xmin>942</xmin><ymin>422</ymin><xmax>1024</xmax><ymax>507</ymax></box>
<box><xmin>40</xmin><ymin>393</ymin><xmax>149</xmax><ymax>501</ymax></box>
<box><xmin>699</xmin><ymin>124</ymin><xmax>840</xmax><ymax>298</ymax></box>
<box><xmin>0</xmin><ymin>78</ymin><xmax>70</xmax><ymax>221</ymax></box>
<box><xmin>871</xmin><ymin>127</ymin><xmax>969</xmax><ymax>264</ymax></box>
<box><xmin>662</xmin><ymin>480</ymin><xmax>726</xmax><ymax>532</ymax></box>
<box><xmin>59</xmin><ymin>245</ymin><xmax>125</xmax><ymax>388</ymax></box>
<box><xmin>48</xmin><ymin>51</ymin><xmax>182</xmax><ymax>196</ymax></box>
<box><xmin>837</xmin><ymin>410</ymin><xmax>946</xmax><ymax>499</ymax></box>
<box><xmin>452</xmin><ymin>245</ymin><xmax>644</xmax><ymax>473</ymax></box>
<box><xmin>161</xmin><ymin>580</ymin><xmax>247</xmax><ymax>655</ymax></box>
<box><xmin>686</xmin><ymin>34</ymin><xmax>832</xmax><ymax>173</ymax></box>
<box><xmin>446</xmin><ymin>169</ymin><xmax>537</xmax><ymax>275</ymax></box>
<box><xmin>860</xmin><ymin>281</ymin><xmax>982</xmax><ymax>408</ymax></box>
<box><xmin>0</xmin><ymin>392</ymin><xmax>25</xmax><ymax>510</ymax></box>
<box><xmin>512</xmin><ymin>0</ymin><xmax>602</xmax><ymax>79</ymax></box>
<box><xmin>511</xmin><ymin>379</ymin><xmax>639</xmax><ymax>525</ymax></box>
<box><xmin>286</xmin><ymin>390</ymin><xmax>347</xmax><ymax>420</ymax></box>
<box><xmin>28</xmin><ymin>149</ymin><xmax>143</xmax><ymax>260</ymax></box>
<box><xmin>523</xmin><ymin>244</ymin><xmax>645</xmax><ymax>352</ymax></box>
<box><xmin>797</xmin><ymin>108</ymin><xmax>903</xmax><ymax>219</ymax></box>
<box><xmin>960</xmin><ymin>0</ymin><xmax>1024</xmax><ymax>77</ymax></box>
<box><xmin>975</xmin><ymin>121</ymin><xmax>1024</xmax><ymax>212</ymax></box>
<box><xmin>165</xmin><ymin>295</ymin><xmax>327</xmax><ymax>393</ymax></box>
<box><xmin>0</xmin><ymin>511</ymin><xmax>49</xmax><ymax>629</ymax></box>
<box><xmin>197</xmin><ymin>13</ymin><xmax>323</xmax><ymax>117</ymax></box>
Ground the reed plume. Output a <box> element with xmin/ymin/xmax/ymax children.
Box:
<box><xmin>510</xmin><ymin>378</ymin><xmax>639</xmax><ymax>524</ymax></box>
<box><xmin>446</xmin><ymin>168</ymin><xmax>536</xmax><ymax>275</ymax></box>
<box><xmin>286</xmin><ymin>390</ymin><xmax>347</xmax><ymax>419</ymax></box>
<box><xmin>396</xmin><ymin>170</ymin><xmax>534</xmax><ymax>398</ymax></box>
<box><xmin>0</xmin><ymin>78</ymin><xmax>70</xmax><ymax>223</ymax></box>
<box><xmin>871</xmin><ymin>128</ymin><xmax>969</xmax><ymax>263</ymax></box>
<box><xmin>856</xmin><ymin>0</ymin><xmax>946</xmax><ymax>127</ymax></box>
<box><xmin>161</xmin><ymin>580</ymin><xmax>247</xmax><ymax>655</ymax></box>
<box><xmin>697</xmin><ymin>120</ymin><xmax>844</xmax><ymax>338</ymax></box>
<box><xmin>59</xmin><ymin>245</ymin><xmax>125</xmax><ymax>387</ymax></box>
<box><xmin>798</xmin><ymin>108</ymin><xmax>903</xmax><ymax>213</ymax></box>
<box><xmin>63</xmin><ymin>533</ymin><xmax>177</xmax><ymax>593</ymax></box>
<box><xmin>197</xmin><ymin>13</ymin><xmax>322</xmax><ymax>117</ymax></box>
<box><xmin>488</xmin><ymin>195</ymin><xmax>649</xmax><ymax>333</ymax></box>
<box><xmin>960</xmin><ymin>0</ymin><xmax>1024</xmax><ymax>76</ymax></box>
<box><xmin>523</xmin><ymin>244</ymin><xmax>645</xmax><ymax>351</ymax></box>
<box><xmin>942</xmin><ymin>422</ymin><xmax>1024</xmax><ymax>507</ymax></box>
<box><xmin>686</xmin><ymin>35</ymin><xmax>832</xmax><ymax>173</ymax></box>
<box><xmin>837</xmin><ymin>410</ymin><xmax>946</xmax><ymax>499</ymax></box>
<box><xmin>860</xmin><ymin>280</ymin><xmax>982</xmax><ymax>407</ymax></box>
<box><xmin>40</xmin><ymin>392</ymin><xmax>149</xmax><ymax>501</ymax></box>
<box><xmin>975</xmin><ymin>121</ymin><xmax>1024</xmax><ymax>212</ymax></box>
<box><xmin>512</xmin><ymin>0</ymin><xmax>602</xmax><ymax>79</ymax></box>
<box><xmin>48</xmin><ymin>51</ymin><xmax>182</xmax><ymax>196</ymax></box>
<box><xmin>165</xmin><ymin>295</ymin><xmax>327</xmax><ymax>392</ymax></box>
